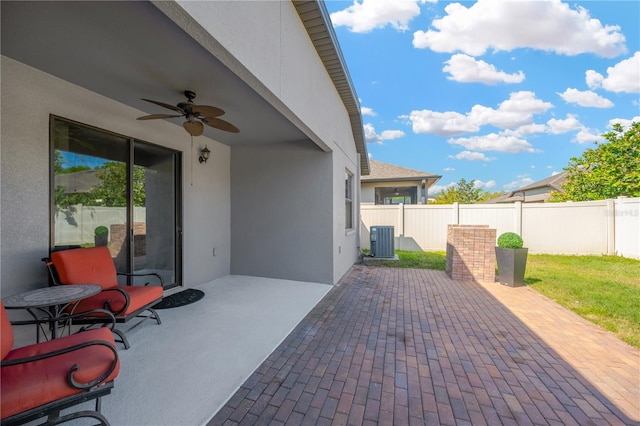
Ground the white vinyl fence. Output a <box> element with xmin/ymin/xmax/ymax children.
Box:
<box><xmin>54</xmin><ymin>205</ymin><xmax>146</xmax><ymax>246</ymax></box>
<box><xmin>360</xmin><ymin>197</ymin><xmax>640</xmax><ymax>259</ymax></box>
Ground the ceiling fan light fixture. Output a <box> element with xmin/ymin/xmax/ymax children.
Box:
<box><xmin>137</xmin><ymin>90</ymin><xmax>239</xmax><ymax>136</ymax></box>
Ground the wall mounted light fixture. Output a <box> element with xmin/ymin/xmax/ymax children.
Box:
<box><xmin>199</xmin><ymin>145</ymin><xmax>211</xmax><ymax>164</ymax></box>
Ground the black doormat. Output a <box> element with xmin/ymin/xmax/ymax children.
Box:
<box><xmin>153</xmin><ymin>289</ymin><xmax>205</xmax><ymax>309</ymax></box>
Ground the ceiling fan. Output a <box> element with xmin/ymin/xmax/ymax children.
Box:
<box><xmin>137</xmin><ymin>90</ymin><xmax>239</xmax><ymax>136</ymax></box>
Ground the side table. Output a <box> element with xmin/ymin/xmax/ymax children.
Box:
<box><xmin>4</xmin><ymin>284</ymin><xmax>102</xmax><ymax>341</ymax></box>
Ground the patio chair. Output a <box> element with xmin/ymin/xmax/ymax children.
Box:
<box><xmin>1</xmin><ymin>300</ymin><xmax>120</xmax><ymax>426</ymax></box>
<box><xmin>42</xmin><ymin>246</ymin><xmax>164</xmax><ymax>349</ymax></box>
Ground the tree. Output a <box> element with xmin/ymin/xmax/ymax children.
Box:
<box><xmin>432</xmin><ymin>178</ymin><xmax>486</xmax><ymax>204</ymax></box>
<box><xmin>87</xmin><ymin>162</ymin><xmax>146</xmax><ymax>207</ymax></box>
<box><xmin>550</xmin><ymin>122</ymin><xmax>640</xmax><ymax>201</ymax></box>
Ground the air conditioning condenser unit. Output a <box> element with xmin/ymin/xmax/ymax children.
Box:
<box><xmin>370</xmin><ymin>226</ymin><xmax>394</xmax><ymax>258</ymax></box>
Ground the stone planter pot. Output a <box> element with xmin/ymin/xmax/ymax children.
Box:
<box><xmin>495</xmin><ymin>247</ymin><xmax>528</xmax><ymax>287</ymax></box>
<box><xmin>94</xmin><ymin>235</ymin><xmax>108</xmax><ymax>247</ymax></box>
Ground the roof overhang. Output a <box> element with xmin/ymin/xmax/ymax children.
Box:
<box><xmin>293</xmin><ymin>1</ymin><xmax>370</xmax><ymax>175</ymax></box>
<box><xmin>2</xmin><ymin>0</ymin><xmax>367</xmax><ymax>161</ymax></box>
<box><xmin>362</xmin><ymin>176</ymin><xmax>442</xmax><ymax>186</ymax></box>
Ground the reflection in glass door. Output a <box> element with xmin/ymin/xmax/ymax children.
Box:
<box><xmin>132</xmin><ymin>143</ymin><xmax>180</xmax><ymax>287</ymax></box>
<box><xmin>51</xmin><ymin>116</ymin><xmax>181</xmax><ymax>290</ymax></box>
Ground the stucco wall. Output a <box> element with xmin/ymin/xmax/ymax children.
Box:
<box><xmin>230</xmin><ymin>141</ymin><xmax>334</xmax><ymax>284</ymax></box>
<box><xmin>173</xmin><ymin>1</ymin><xmax>356</xmax><ymax>161</ymax></box>
<box><xmin>176</xmin><ymin>0</ymin><xmax>361</xmax><ymax>284</ymax></box>
<box><xmin>0</xmin><ymin>57</ymin><xmax>231</xmax><ymax>299</ymax></box>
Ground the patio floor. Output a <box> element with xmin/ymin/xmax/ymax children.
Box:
<box><xmin>210</xmin><ymin>265</ymin><xmax>640</xmax><ymax>425</ymax></box>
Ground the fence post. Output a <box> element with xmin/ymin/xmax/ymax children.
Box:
<box><xmin>397</xmin><ymin>203</ymin><xmax>404</xmax><ymax>236</ymax></box>
<box><xmin>607</xmin><ymin>198</ymin><xmax>615</xmax><ymax>255</ymax></box>
<box><xmin>453</xmin><ymin>202</ymin><xmax>459</xmax><ymax>224</ymax></box>
<box><xmin>514</xmin><ymin>201</ymin><xmax>523</xmax><ymax>236</ymax></box>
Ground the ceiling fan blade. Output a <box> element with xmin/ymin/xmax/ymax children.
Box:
<box><xmin>192</xmin><ymin>105</ymin><xmax>225</xmax><ymax>118</ymax></box>
<box><xmin>201</xmin><ymin>117</ymin><xmax>240</xmax><ymax>133</ymax></box>
<box><xmin>141</xmin><ymin>98</ymin><xmax>184</xmax><ymax>113</ymax></box>
<box><xmin>137</xmin><ymin>114</ymin><xmax>183</xmax><ymax>120</ymax></box>
<box><xmin>183</xmin><ymin>121</ymin><xmax>204</xmax><ymax>136</ymax></box>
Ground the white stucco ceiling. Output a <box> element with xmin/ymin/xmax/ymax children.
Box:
<box><xmin>1</xmin><ymin>1</ymin><xmax>308</xmax><ymax>145</ymax></box>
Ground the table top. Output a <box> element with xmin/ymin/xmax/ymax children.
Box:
<box><xmin>3</xmin><ymin>284</ymin><xmax>102</xmax><ymax>309</ymax></box>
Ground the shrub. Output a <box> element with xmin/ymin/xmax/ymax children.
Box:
<box><xmin>94</xmin><ymin>225</ymin><xmax>109</xmax><ymax>237</ymax></box>
<box><xmin>497</xmin><ymin>232</ymin><xmax>523</xmax><ymax>249</ymax></box>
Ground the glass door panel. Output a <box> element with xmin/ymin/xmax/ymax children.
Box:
<box><xmin>52</xmin><ymin>118</ymin><xmax>130</xmax><ymax>261</ymax></box>
<box><xmin>133</xmin><ymin>142</ymin><xmax>180</xmax><ymax>289</ymax></box>
<box><xmin>51</xmin><ymin>117</ymin><xmax>181</xmax><ymax>290</ymax></box>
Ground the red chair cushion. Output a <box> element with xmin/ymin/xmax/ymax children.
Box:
<box><xmin>1</xmin><ymin>302</ymin><xmax>14</xmax><ymax>360</ymax></box>
<box><xmin>1</xmin><ymin>327</ymin><xmax>120</xmax><ymax>419</ymax></box>
<box><xmin>71</xmin><ymin>285</ymin><xmax>163</xmax><ymax>317</ymax></box>
<box><xmin>51</xmin><ymin>247</ymin><xmax>118</xmax><ymax>290</ymax></box>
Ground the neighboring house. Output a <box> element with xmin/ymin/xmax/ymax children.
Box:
<box><xmin>1</xmin><ymin>0</ymin><xmax>369</xmax><ymax>305</ymax></box>
<box><xmin>485</xmin><ymin>172</ymin><xmax>568</xmax><ymax>203</ymax></box>
<box><xmin>361</xmin><ymin>160</ymin><xmax>441</xmax><ymax>205</ymax></box>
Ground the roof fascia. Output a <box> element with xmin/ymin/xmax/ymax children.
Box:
<box><xmin>293</xmin><ymin>1</ymin><xmax>370</xmax><ymax>175</ymax></box>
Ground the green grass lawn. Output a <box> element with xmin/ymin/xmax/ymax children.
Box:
<box><xmin>525</xmin><ymin>254</ymin><xmax>640</xmax><ymax>349</ymax></box>
<box><xmin>365</xmin><ymin>250</ymin><xmax>640</xmax><ymax>348</ymax></box>
<box><xmin>364</xmin><ymin>250</ymin><xmax>447</xmax><ymax>270</ymax></box>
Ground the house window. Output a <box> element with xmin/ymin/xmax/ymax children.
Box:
<box><xmin>345</xmin><ymin>170</ymin><xmax>354</xmax><ymax>230</ymax></box>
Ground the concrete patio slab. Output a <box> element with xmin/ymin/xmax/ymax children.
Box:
<box><xmin>211</xmin><ymin>266</ymin><xmax>640</xmax><ymax>425</ymax></box>
<box><xmin>100</xmin><ymin>275</ymin><xmax>332</xmax><ymax>426</ymax></box>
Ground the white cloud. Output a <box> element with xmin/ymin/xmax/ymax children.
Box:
<box><xmin>574</xmin><ymin>127</ymin><xmax>603</xmax><ymax>144</ymax></box>
<box><xmin>504</xmin><ymin>177</ymin><xmax>534</xmax><ymax>190</ymax></box>
<box><xmin>474</xmin><ymin>179</ymin><xmax>496</xmax><ymax>189</ymax></box>
<box><xmin>363</xmin><ymin>123</ymin><xmax>405</xmax><ymax>143</ymax></box>
<box><xmin>503</xmin><ymin>123</ymin><xmax>548</xmax><ymax>137</ymax></box>
<box><xmin>448</xmin><ymin>151</ymin><xmax>494</xmax><ymax>161</ymax></box>
<box><xmin>330</xmin><ymin>0</ymin><xmax>431</xmax><ymax>33</ymax></box>
<box><xmin>409</xmin><ymin>91</ymin><xmax>552</xmax><ymax>135</ymax></box>
<box><xmin>443</xmin><ymin>54</ymin><xmax>525</xmax><ymax>85</ymax></box>
<box><xmin>380</xmin><ymin>130</ymin><xmax>406</xmax><ymax>140</ymax></box>
<box><xmin>557</xmin><ymin>88</ymin><xmax>614</xmax><ymax>108</ymax></box>
<box><xmin>448</xmin><ymin>133</ymin><xmax>537</xmax><ymax>153</ymax></box>
<box><xmin>585</xmin><ymin>70</ymin><xmax>604</xmax><ymax>90</ymax></box>
<box><xmin>408</xmin><ymin>110</ymin><xmax>479</xmax><ymax>136</ymax></box>
<box><xmin>547</xmin><ymin>114</ymin><xmax>583</xmax><ymax>134</ymax></box>
<box><xmin>587</xmin><ymin>52</ymin><xmax>640</xmax><ymax>94</ymax></box>
<box><xmin>443</xmin><ymin>167</ymin><xmax>455</xmax><ymax>172</ymax></box>
<box><xmin>430</xmin><ymin>182</ymin><xmax>455</xmax><ymax>194</ymax></box>
<box><xmin>608</xmin><ymin>116</ymin><xmax>640</xmax><ymax>130</ymax></box>
<box><xmin>470</xmin><ymin>91</ymin><xmax>553</xmax><ymax>129</ymax></box>
<box><xmin>364</xmin><ymin>123</ymin><xmax>379</xmax><ymax>143</ymax></box>
<box><xmin>413</xmin><ymin>0</ymin><xmax>627</xmax><ymax>58</ymax></box>
<box><xmin>498</xmin><ymin>91</ymin><xmax>554</xmax><ymax>114</ymax></box>
<box><xmin>361</xmin><ymin>106</ymin><xmax>377</xmax><ymax>116</ymax></box>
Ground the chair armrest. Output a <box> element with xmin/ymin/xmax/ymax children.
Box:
<box><xmin>1</xmin><ymin>340</ymin><xmax>119</xmax><ymax>390</ymax></box>
<box><xmin>117</xmin><ymin>271</ymin><xmax>165</xmax><ymax>287</ymax></box>
<box><xmin>98</xmin><ymin>287</ymin><xmax>130</xmax><ymax>316</ymax></box>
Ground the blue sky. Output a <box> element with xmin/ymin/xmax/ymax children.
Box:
<box><xmin>324</xmin><ymin>0</ymin><xmax>640</xmax><ymax>194</ymax></box>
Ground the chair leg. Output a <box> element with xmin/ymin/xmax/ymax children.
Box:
<box><xmin>149</xmin><ymin>308</ymin><xmax>161</xmax><ymax>325</ymax></box>
<box><xmin>111</xmin><ymin>328</ymin><xmax>130</xmax><ymax>350</ymax></box>
<box><xmin>47</xmin><ymin>410</ymin><xmax>110</xmax><ymax>426</ymax></box>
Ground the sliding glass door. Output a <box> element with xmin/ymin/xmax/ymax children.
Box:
<box><xmin>51</xmin><ymin>116</ymin><xmax>182</xmax><ymax>289</ymax></box>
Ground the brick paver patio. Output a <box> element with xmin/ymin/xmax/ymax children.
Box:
<box><xmin>210</xmin><ymin>265</ymin><xmax>640</xmax><ymax>425</ymax></box>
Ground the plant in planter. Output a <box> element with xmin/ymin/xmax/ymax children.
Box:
<box><xmin>495</xmin><ymin>232</ymin><xmax>528</xmax><ymax>287</ymax></box>
<box><xmin>94</xmin><ymin>225</ymin><xmax>109</xmax><ymax>247</ymax></box>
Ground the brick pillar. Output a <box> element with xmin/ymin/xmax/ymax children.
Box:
<box><xmin>446</xmin><ymin>225</ymin><xmax>496</xmax><ymax>283</ymax></box>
